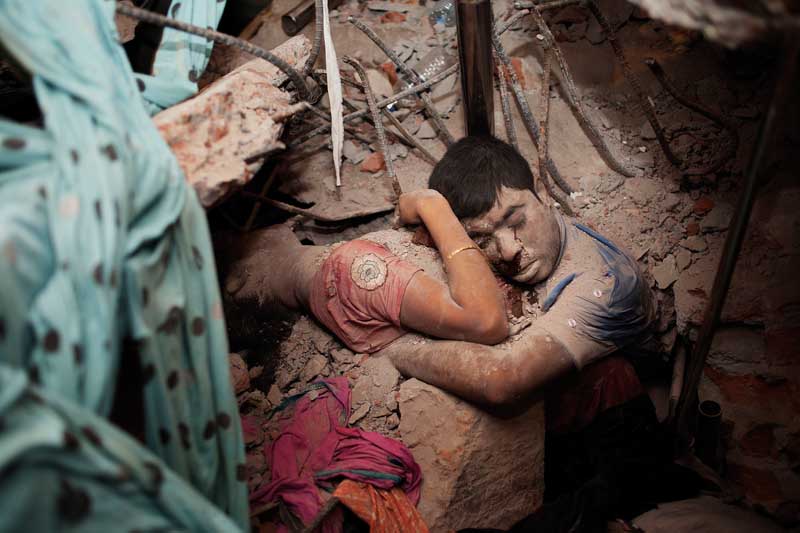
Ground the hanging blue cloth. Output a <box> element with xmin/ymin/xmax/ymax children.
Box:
<box><xmin>0</xmin><ymin>0</ymin><xmax>246</xmax><ymax>529</ymax></box>
<box><xmin>133</xmin><ymin>0</ymin><xmax>227</xmax><ymax>114</ymax></box>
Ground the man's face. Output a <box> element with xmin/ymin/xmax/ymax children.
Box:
<box><xmin>463</xmin><ymin>187</ymin><xmax>561</xmax><ymax>284</ymax></box>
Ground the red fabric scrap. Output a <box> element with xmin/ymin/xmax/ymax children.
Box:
<box><xmin>251</xmin><ymin>377</ymin><xmax>421</xmax><ymax>533</ymax></box>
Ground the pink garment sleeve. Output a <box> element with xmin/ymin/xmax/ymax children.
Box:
<box><xmin>309</xmin><ymin>240</ymin><xmax>422</xmax><ymax>353</ymax></box>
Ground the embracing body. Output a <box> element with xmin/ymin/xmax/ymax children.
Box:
<box><xmin>236</xmin><ymin>136</ymin><xmax>701</xmax><ymax>531</ymax></box>
<box><xmin>244</xmin><ymin>136</ymin><xmax>653</xmax><ymax>407</ymax></box>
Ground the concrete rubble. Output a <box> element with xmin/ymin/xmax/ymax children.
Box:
<box><xmin>154</xmin><ymin>36</ymin><xmax>311</xmax><ymax>207</ymax></box>
<box><xmin>399</xmin><ymin>379</ymin><xmax>544</xmax><ymax>531</ymax></box>
<box><xmin>225</xmin><ymin>227</ymin><xmax>546</xmax><ymax>532</ymax></box>
<box><xmin>190</xmin><ymin>0</ymin><xmax>798</xmax><ymax>525</ymax></box>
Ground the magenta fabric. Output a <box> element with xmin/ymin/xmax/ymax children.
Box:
<box><xmin>251</xmin><ymin>377</ymin><xmax>421</xmax><ymax>532</ymax></box>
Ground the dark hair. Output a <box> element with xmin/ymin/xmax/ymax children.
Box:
<box><xmin>428</xmin><ymin>136</ymin><xmax>539</xmax><ymax>219</ymax></box>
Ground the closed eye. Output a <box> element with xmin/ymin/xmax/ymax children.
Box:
<box><xmin>508</xmin><ymin>214</ymin><xmax>525</xmax><ymax>229</ymax></box>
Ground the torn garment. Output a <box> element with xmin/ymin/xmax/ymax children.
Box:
<box><xmin>251</xmin><ymin>377</ymin><xmax>422</xmax><ymax>532</ymax></box>
<box><xmin>0</xmin><ymin>0</ymin><xmax>246</xmax><ymax>528</ymax></box>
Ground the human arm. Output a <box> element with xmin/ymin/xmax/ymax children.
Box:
<box><xmin>383</xmin><ymin>327</ymin><xmax>575</xmax><ymax>408</ymax></box>
<box><xmin>396</xmin><ymin>190</ymin><xmax>509</xmax><ymax>344</ymax></box>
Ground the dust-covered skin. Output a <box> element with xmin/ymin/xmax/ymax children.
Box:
<box><xmin>382</xmin><ymin>193</ymin><xmax>654</xmax><ymax>408</ymax></box>
<box><xmin>223</xmin><ymin>224</ymin><xmax>327</xmax><ymax>312</ymax></box>
<box><xmin>396</xmin><ymin>190</ymin><xmax>509</xmax><ymax>344</ymax></box>
<box><xmin>463</xmin><ymin>187</ymin><xmax>562</xmax><ymax>284</ymax></box>
<box><xmin>224</xmin><ymin>189</ymin><xmax>510</xmax><ymax>348</ymax></box>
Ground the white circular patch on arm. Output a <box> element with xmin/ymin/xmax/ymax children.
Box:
<box><xmin>351</xmin><ymin>253</ymin><xmax>388</xmax><ymax>290</ymax></box>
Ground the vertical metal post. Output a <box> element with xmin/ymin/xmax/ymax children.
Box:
<box><xmin>676</xmin><ymin>37</ymin><xmax>800</xmax><ymax>449</ymax></box>
<box><xmin>456</xmin><ymin>0</ymin><xmax>495</xmax><ymax>137</ymax></box>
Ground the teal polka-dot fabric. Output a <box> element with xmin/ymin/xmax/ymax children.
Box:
<box><xmin>0</xmin><ymin>1</ymin><xmax>246</xmax><ymax>530</ymax></box>
<box><xmin>133</xmin><ymin>0</ymin><xmax>227</xmax><ymax>114</ymax></box>
<box><xmin>0</xmin><ymin>364</ymin><xmax>243</xmax><ymax>532</ymax></box>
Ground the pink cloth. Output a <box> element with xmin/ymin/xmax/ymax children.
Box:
<box><xmin>309</xmin><ymin>240</ymin><xmax>422</xmax><ymax>353</ymax></box>
<box><xmin>251</xmin><ymin>377</ymin><xmax>422</xmax><ymax>532</ymax></box>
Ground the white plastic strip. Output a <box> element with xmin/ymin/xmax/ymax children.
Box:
<box><xmin>322</xmin><ymin>0</ymin><xmax>344</xmax><ymax>187</ymax></box>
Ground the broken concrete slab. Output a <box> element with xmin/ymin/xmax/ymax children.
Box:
<box><xmin>416</xmin><ymin>119</ymin><xmax>437</xmax><ymax>139</ymax></box>
<box><xmin>640</xmin><ymin>120</ymin><xmax>657</xmax><ymax>140</ymax></box>
<box><xmin>676</xmin><ymin>248</ymin><xmax>692</xmax><ymax>271</ymax></box>
<box><xmin>401</xmin><ymin>113</ymin><xmax>423</xmax><ymax>135</ymax></box>
<box><xmin>351</xmin><ymin>355</ymin><xmax>401</xmax><ymax>414</ymax></box>
<box><xmin>389</xmin><ymin>143</ymin><xmax>409</xmax><ymax>161</ymax></box>
<box><xmin>681</xmin><ymin>235</ymin><xmax>708</xmax><ymax>252</ymax></box>
<box><xmin>267</xmin><ymin>384</ymin><xmax>283</xmax><ymax>407</ymax></box>
<box><xmin>693</xmin><ymin>196</ymin><xmax>715</xmax><ymax>215</ymax></box>
<box><xmin>155</xmin><ymin>36</ymin><xmax>311</xmax><ymax>207</ymax></box>
<box><xmin>201</xmin><ymin>15</ymin><xmax>313</xmax><ymax>86</ymax></box>
<box><xmin>330</xmin><ymin>347</ymin><xmax>356</xmax><ymax>366</ymax></box>
<box><xmin>555</xmin><ymin>21</ymin><xmax>588</xmax><ymax>42</ymax></box>
<box><xmin>596</xmin><ymin>0</ymin><xmax>635</xmax><ymax>30</ymax></box>
<box><xmin>366</xmin><ymin>68</ymin><xmax>394</xmax><ymax>100</ymax></box>
<box><xmin>399</xmin><ymin>379</ymin><xmax>544</xmax><ymax>532</ymax></box>
<box><xmin>348</xmin><ymin>402</ymin><xmax>370</xmax><ymax>425</ymax></box>
<box><xmin>598</xmin><ymin>173</ymin><xmax>625</xmax><ymax>193</ymax></box>
<box><xmin>585</xmin><ymin>16</ymin><xmax>606</xmax><ymax>44</ymax></box>
<box><xmin>301</xmin><ymin>353</ymin><xmax>328</xmax><ymax>383</ymax></box>
<box><xmin>701</xmin><ymin>203</ymin><xmax>734</xmax><ymax>233</ymax></box>
<box><xmin>551</xmin><ymin>5</ymin><xmax>588</xmax><ymax>25</ymax></box>
<box><xmin>581</xmin><ymin>174</ymin><xmax>602</xmax><ymax>193</ymax></box>
<box><xmin>623</xmin><ymin>177</ymin><xmax>663</xmax><ymax>206</ymax></box>
<box><xmin>360</xmin><ymin>152</ymin><xmax>386</xmax><ymax>173</ymax></box>
<box><xmin>342</xmin><ymin>139</ymin><xmax>369</xmax><ymax>164</ymax></box>
<box><xmin>431</xmin><ymin>75</ymin><xmax>460</xmax><ymax>116</ymax></box>
<box><xmin>664</xmin><ymin>193</ymin><xmax>682</xmax><ymax>212</ymax></box>
<box><xmin>652</xmin><ymin>253</ymin><xmax>679</xmax><ymax>289</ymax></box>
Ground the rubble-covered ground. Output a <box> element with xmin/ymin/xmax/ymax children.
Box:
<box><xmin>206</xmin><ymin>0</ymin><xmax>799</xmax><ymax>528</ymax></box>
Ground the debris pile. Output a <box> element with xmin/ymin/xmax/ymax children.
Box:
<box><xmin>228</xmin><ymin>228</ymin><xmax>546</xmax><ymax>531</ymax></box>
<box><xmin>113</xmin><ymin>0</ymin><xmax>799</xmax><ymax>526</ymax></box>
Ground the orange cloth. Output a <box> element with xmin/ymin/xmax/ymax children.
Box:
<box><xmin>333</xmin><ymin>480</ymin><xmax>429</xmax><ymax>533</ymax></box>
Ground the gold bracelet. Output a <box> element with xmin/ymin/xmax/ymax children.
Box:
<box><xmin>445</xmin><ymin>244</ymin><xmax>481</xmax><ymax>261</ymax></box>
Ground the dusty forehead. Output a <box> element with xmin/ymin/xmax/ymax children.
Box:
<box><xmin>463</xmin><ymin>187</ymin><xmax>530</xmax><ymax>230</ymax></box>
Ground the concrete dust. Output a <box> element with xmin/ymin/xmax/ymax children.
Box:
<box><xmin>214</xmin><ymin>0</ymin><xmax>798</xmax><ymax>526</ymax></box>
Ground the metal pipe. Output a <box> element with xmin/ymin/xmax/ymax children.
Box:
<box><xmin>676</xmin><ymin>38</ymin><xmax>800</xmax><ymax>446</ymax></box>
<box><xmin>115</xmin><ymin>3</ymin><xmax>312</xmax><ymax>101</ymax></box>
<box><xmin>282</xmin><ymin>0</ymin><xmax>344</xmax><ymax>37</ymax></box>
<box><xmin>585</xmin><ymin>0</ymin><xmax>679</xmax><ymax>167</ymax></box>
<box><xmin>491</xmin><ymin>27</ymin><xmax>575</xmax><ymax>195</ymax></box>
<box><xmin>695</xmin><ymin>400</ymin><xmax>722</xmax><ymax>472</ymax></box>
<box><xmin>348</xmin><ymin>16</ymin><xmax>456</xmax><ymax>145</ymax></box>
<box><xmin>343</xmin><ymin>57</ymin><xmax>402</xmax><ymax>198</ymax></box>
<box><xmin>515</xmin><ymin>0</ymin><xmax>584</xmax><ymax>10</ymax></box>
<box><xmin>456</xmin><ymin>0</ymin><xmax>495</xmax><ymax>136</ymax></box>
<box><xmin>281</xmin><ymin>64</ymin><xmax>459</xmax><ymax>151</ymax></box>
<box><xmin>645</xmin><ymin>58</ymin><xmax>739</xmax><ymax>177</ymax></box>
